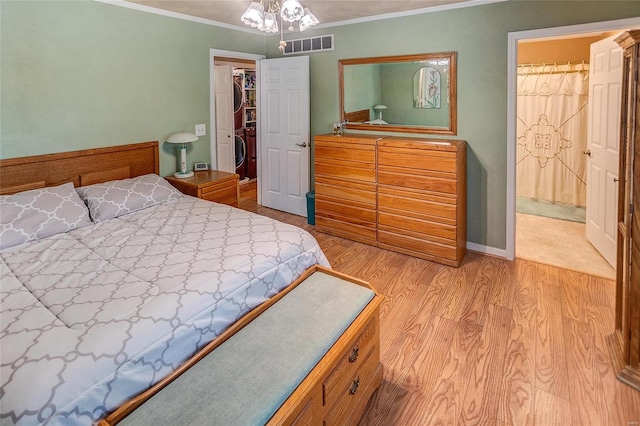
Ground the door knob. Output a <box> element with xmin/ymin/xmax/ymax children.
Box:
<box><xmin>583</xmin><ymin>149</ymin><xmax>591</xmax><ymax>156</ymax></box>
<box><xmin>296</xmin><ymin>142</ymin><xmax>308</xmax><ymax>148</ymax></box>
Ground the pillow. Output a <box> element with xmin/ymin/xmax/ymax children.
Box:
<box><xmin>0</xmin><ymin>182</ymin><xmax>92</xmax><ymax>250</ymax></box>
<box><xmin>76</xmin><ymin>174</ymin><xmax>182</xmax><ymax>222</ymax></box>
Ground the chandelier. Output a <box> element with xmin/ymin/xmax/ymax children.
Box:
<box><xmin>241</xmin><ymin>0</ymin><xmax>319</xmax><ymax>51</ymax></box>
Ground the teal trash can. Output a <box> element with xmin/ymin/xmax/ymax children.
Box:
<box><xmin>306</xmin><ymin>191</ymin><xmax>315</xmax><ymax>225</ymax></box>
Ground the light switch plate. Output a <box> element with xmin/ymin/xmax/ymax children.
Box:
<box><xmin>195</xmin><ymin>124</ymin><xmax>206</xmax><ymax>136</ymax></box>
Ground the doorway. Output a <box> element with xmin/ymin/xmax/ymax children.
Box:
<box><xmin>515</xmin><ymin>34</ymin><xmax>615</xmax><ymax>279</ymax></box>
<box><xmin>210</xmin><ymin>49</ymin><xmax>265</xmax><ymax>206</ymax></box>
<box><xmin>506</xmin><ymin>17</ymin><xmax>640</xmax><ymax>275</ymax></box>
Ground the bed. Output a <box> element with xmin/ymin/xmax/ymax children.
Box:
<box><xmin>0</xmin><ymin>142</ymin><xmax>330</xmax><ymax>425</ymax></box>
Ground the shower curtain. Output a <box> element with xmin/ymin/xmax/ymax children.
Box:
<box><xmin>516</xmin><ymin>64</ymin><xmax>589</xmax><ymax>206</ymax></box>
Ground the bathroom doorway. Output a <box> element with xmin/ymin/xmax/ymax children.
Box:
<box><xmin>506</xmin><ymin>17</ymin><xmax>640</xmax><ymax>278</ymax></box>
<box><xmin>515</xmin><ymin>33</ymin><xmax>615</xmax><ymax>279</ymax></box>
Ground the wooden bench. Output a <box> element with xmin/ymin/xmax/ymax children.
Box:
<box><xmin>101</xmin><ymin>266</ymin><xmax>383</xmax><ymax>425</ymax></box>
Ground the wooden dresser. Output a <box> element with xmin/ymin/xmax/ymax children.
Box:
<box><xmin>165</xmin><ymin>170</ymin><xmax>239</xmax><ymax>207</ymax></box>
<box><xmin>377</xmin><ymin>137</ymin><xmax>467</xmax><ymax>266</ymax></box>
<box><xmin>314</xmin><ymin>133</ymin><xmax>467</xmax><ymax>267</ymax></box>
<box><xmin>314</xmin><ymin>134</ymin><xmax>379</xmax><ymax>246</ymax></box>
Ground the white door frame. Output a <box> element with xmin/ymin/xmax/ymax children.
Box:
<box><xmin>505</xmin><ymin>17</ymin><xmax>640</xmax><ymax>261</ymax></box>
<box><xmin>209</xmin><ymin>49</ymin><xmax>266</xmax><ymax>201</ymax></box>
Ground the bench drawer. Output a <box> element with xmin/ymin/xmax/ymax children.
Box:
<box><xmin>323</xmin><ymin>346</ymin><xmax>380</xmax><ymax>426</ymax></box>
<box><xmin>323</xmin><ymin>317</ymin><xmax>377</xmax><ymax>410</ymax></box>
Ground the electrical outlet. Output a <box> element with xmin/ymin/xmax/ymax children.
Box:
<box><xmin>195</xmin><ymin>124</ymin><xmax>206</xmax><ymax>137</ymax></box>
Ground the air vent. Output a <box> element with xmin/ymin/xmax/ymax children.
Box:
<box><xmin>283</xmin><ymin>35</ymin><xmax>334</xmax><ymax>55</ymax></box>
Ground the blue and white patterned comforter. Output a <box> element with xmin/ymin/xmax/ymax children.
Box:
<box><xmin>0</xmin><ymin>196</ymin><xmax>329</xmax><ymax>425</ymax></box>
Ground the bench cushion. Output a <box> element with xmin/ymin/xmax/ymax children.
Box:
<box><xmin>119</xmin><ymin>271</ymin><xmax>375</xmax><ymax>425</ymax></box>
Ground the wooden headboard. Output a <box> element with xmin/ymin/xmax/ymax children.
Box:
<box><xmin>344</xmin><ymin>109</ymin><xmax>370</xmax><ymax>122</ymax></box>
<box><xmin>0</xmin><ymin>141</ymin><xmax>159</xmax><ymax>195</ymax></box>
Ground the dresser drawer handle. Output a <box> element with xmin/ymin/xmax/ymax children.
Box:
<box><xmin>348</xmin><ymin>346</ymin><xmax>359</xmax><ymax>363</ymax></box>
<box><xmin>349</xmin><ymin>377</ymin><xmax>360</xmax><ymax>395</ymax></box>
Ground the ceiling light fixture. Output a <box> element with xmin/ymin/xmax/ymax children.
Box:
<box><xmin>241</xmin><ymin>0</ymin><xmax>319</xmax><ymax>52</ymax></box>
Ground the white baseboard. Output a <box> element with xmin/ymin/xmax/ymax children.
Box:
<box><xmin>466</xmin><ymin>241</ymin><xmax>508</xmax><ymax>259</ymax></box>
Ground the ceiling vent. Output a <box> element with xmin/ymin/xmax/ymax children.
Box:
<box><xmin>282</xmin><ymin>35</ymin><xmax>334</xmax><ymax>55</ymax></box>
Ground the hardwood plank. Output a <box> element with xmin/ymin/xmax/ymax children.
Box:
<box><xmin>533</xmin><ymin>388</ymin><xmax>571</xmax><ymax>426</ymax></box>
<box><xmin>430</xmin><ymin>254</ymin><xmax>483</xmax><ymax>321</ymax></box>
<box><xmin>535</xmin><ymin>264</ymin><xmax>570</xmax><ymax>397</ymax></box>
<box><xmin>559</xmin><ymin>269</ymin><xmax>586</xmax><ymax>323</ymax></box>
<box><xmin>563</xmin><ymin>317</ymin><xmax>601</xmax><ymax>426</ymax></box>
<box><xmin>377</xmin><ymin>315</ymin><xmax>458</xmax><ymax>425</ymax></box>
<box><xmin>460</xmin><ymin>303</ymin><xmax>512</xmax><ymax>424</ymax></box>
<box><xmin>417</xmin><ymin>312</ymin><xmax>483</xmax><ymax>425</ymax></box>
<box><xmin>498</xmin><ymin>261</ymin><xmax>537</xmax><ymax>426</ymax></box>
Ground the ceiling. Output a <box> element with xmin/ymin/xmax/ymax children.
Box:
<box><xmin>124</xmin><ymin>0</ymin><xmax>479</xmax><ymax>30</ymax></box>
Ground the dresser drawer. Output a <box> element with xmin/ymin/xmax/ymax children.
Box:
<box><xmin>323</xmin><ymin>317</ymin><xmax>377</xmax><ymax>410</ymax></box>
<box><xmin>378</xmin><ymin>145</ymin><xmax>458</xmax><ymax>173</ymax></box>
<box><xmin>378</xmin><ymin>211</ymin><xmax>457</xmax><ymax>240</ymax></box>
<box><xmin>323</xmin><ymin>346</ymin><xmax>379</xmax><ymax>426</ymax></box>
<box><xmin>378</xmin><ymin>165</ymin><xmax>457</xmax><ymax>194</ymax></box>
<box><xmin>315</xmin><ymin>144</ymin><xmax>375</xmax><ymax>164</ymax></box>
<box><xmin>316</xmin><ymin>200</ymin><xmax>376</xmax><ymax>227</ymax></box>
<box><xmin>378</xmin><ymin>230</ymin><xmax>458</xmax><ymax>262</ymax></box>
<box><xmin>315</xmin><ymin>176</ymin><xmax>376</xmax><ymax>207</ymax></box>
<box><xmin>378</xmin><ymin>186</ymin><xmax>456</xmax><ymax>221</ymax></box>
<box><xmin>315</xmin><ymin>162</ymin><xmax>376</xmax><ymax>183</ymax></box>
<box><xmin>315</xmin><ymin>216</ymin><xmax>377</xmax><ymax>246</ymax></box>
<box><xmin>200</xmin><ymin>182</ymin><xmax>238</xmax><ymax>207</ymax></box>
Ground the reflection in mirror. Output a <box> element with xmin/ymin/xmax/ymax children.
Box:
<box><xmin>340</xmin><ymin>52</ymin><xmax>457</xmax><ymax>135</ymax></box>
<box><xmin>414</xmin><ymin>66</ymin><xmax>441</xmax><ymax>109</ymax></box>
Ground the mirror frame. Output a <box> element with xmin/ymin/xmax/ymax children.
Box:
<box><xmin>339</xmin><ymin>52</ymin><xmax>457</xmax><ymax>135</ymax></box>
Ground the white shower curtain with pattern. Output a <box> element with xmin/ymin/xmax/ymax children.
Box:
<box><xmin>516</xmin><ymin>65</ymin><xmax>589</xmax><ymax>206</ymax></box>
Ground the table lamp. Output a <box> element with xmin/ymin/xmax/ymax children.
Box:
<box><xmin>166</xmin><ymin>132</ymin><xmax>199</xmax><ymax>178</ymax></box>
<box><xmin>366</xmin><ymin>105</ymin><xmax>388</xmax><ymax>125</ymax></box>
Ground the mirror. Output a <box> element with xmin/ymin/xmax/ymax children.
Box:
<box><xmin>340</xmin><ymin>52</ymin><xmax>457</xmax><ymax>135</ymax></box>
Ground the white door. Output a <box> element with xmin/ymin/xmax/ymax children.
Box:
<box><xmin>586</xmin><ymin>35</ymin><xmax>623</xmax><ymax>267</ymax></box>
<box><xmin>259</xmin><ymin>56</ymin><xmax>310</xmax><ymax>216</ymax></box>
<box><xmin>215</xmin><ymin>64</ymin><xmax>235</xmax><ymax>173</ymax></box>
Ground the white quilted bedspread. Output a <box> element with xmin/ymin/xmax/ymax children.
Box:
<box><xmin>0</xmin><ymin>196</ymin><xmax>329</xmax><ymax>425</ymax></box>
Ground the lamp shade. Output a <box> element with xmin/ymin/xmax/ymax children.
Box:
<box><xmin>280</xmin><ymin>0</ymin><xmax>304</xmax><ymax>22</ymax></box>
<box><xmin>241</xmin><ymin>1</ymin><xmax>264</xmax><ymax>27</ymax></box>
<box><xmin>166</xmin><ymin>132</ymin><xmax>199</xmax><ymax>144</ymax></box>
<box><xmin>299</xmin><ymin>8</ymin><xmax>319</xmax><ymax>31</ymax></box>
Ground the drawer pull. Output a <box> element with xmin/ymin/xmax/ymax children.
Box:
<box><xmin>349</xmin><ymin>377</ymin><xmax>360</xmax><ymax>395</ymax></box>
<box><xmin>348</xmin><ymin>346</ymin><xmax>359</xmax><ymax>363</ymax></box>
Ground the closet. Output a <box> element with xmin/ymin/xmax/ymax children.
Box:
<box><xmin>607</xmin><ymin>29</ymin><xmax>640</xmax><ymax>391</ymax></box>
<box><xmin>232</xmin><ymin>68</ymin><xmax>257</xmax><ymax>180</ymax></box>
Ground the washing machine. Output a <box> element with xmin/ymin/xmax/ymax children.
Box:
<box><xmin>233</xmin><ymin>77</ymin><xmax>243</xmax><ymax>130</ymax></box>
<box><xmin>234</xmin><ymin>128</ymin><xmax>247</xmax><ymax>180</ymax></box>
<box><xmin>245</xmin><ymin>126</ymin><xmax>257</xmax><ymax>179</ymax></box>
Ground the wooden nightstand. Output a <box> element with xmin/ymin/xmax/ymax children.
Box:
<box><xmin>165</xmin><ymin>170</ymin><xmax>239</xmax><ymax>207</ymax></box>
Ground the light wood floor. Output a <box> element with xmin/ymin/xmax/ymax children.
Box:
<box><xmin>239</xmin><ymin>181</ymin><xmax>640</xmax><ymax>425</ymax></box>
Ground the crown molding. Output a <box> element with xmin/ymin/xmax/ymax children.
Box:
<box><xmin>96</xmin><ymin>0</ymin><xmax>509</xmax><ymax>35</ymax></box>
<box><xmin>95</xmin><ymin>0</ymin><xmax>262</xmax><ymax>34</ymax></box>
<box><xmin>313</xmin><ymin>0</ymin><xmax>509</xmax><ymax>30</ymax></box>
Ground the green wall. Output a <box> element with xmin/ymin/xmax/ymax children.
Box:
<box><xmin>266</xmin><ymin>0</ymin><xmax>640</xmax><ymax>250</ymax></box>
<box><xmin>0</xmin><ymin>0</ymin><xmax>265</xmax><ymax>175</ymax></box>
<box><xmin>2</xmin><ymin>0</ymin><xmax>639</xmax><ymax>252</ymax></box>
<box><xmin>343</xmin><ymin>64</ymin><xmax>380</xmax><ymax>116</ymax></box>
